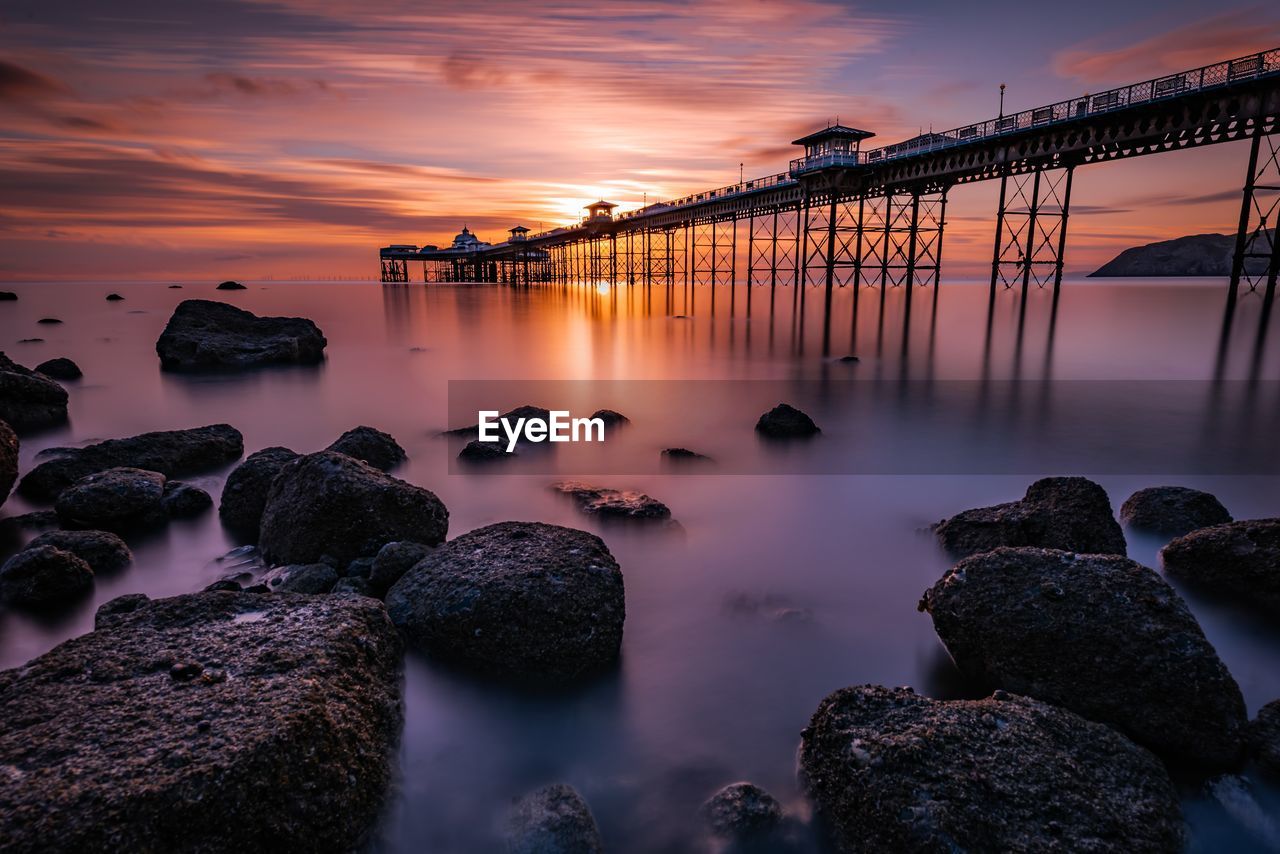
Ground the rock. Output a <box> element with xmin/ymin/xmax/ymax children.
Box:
<box><xmin>259</xmin><ymin>451</ymin><xmax>448</xmax><ymax>566</ymax></box>
<box><xmin>327</xmin><ymin>426</ymin><xmax>406</xmax><ymax>471</ymax></box>
<box><xmin>95</xmin><ymin>592</ymin><xmax>150</xmax><ymax>624</ymax></box>
<box><xmin>16</xmin><ymin>338</ymin><xmax>42</xmax><ymax>343</ymax></box>
<box><xmin>506</xmin><ymin>784</ymin><xmax>603</xmax><ymax>854</ymax></box>
<box><xmin>386</xmin><ymin>521</ymin><xmax>624</xmax><ymax>684</ymax></box>
<box><xmin>590</xmin><ymin>408</ymin><xmax>629</xmax><ymax>428</ymax></box>
<box><xmin>1160</xmin><ymin>519</ymin><xmax>1280</xmax><ymax>613</ymax></box>
<box><xmin>168</xmin><ymin>284</ymin><xmax>183</xmax><ymax>289</ymax></box>
<box><xmin>36</xmin><ymin>318</ymin><xmax>62</xmax><ymax>325</ymax></box>
<box><xmin>54</xmin><ymin>467</ymin><xmax>168</xmax><ymax>533</ymax></box>
<box><xmin>264</xmin><ymin>563</ymin><xmax>339</xmax><ymax>594</ymax></box>
<box><xmin>443</xmin><ymin>404</ymin><xmax>551</xmax><ymax>438</ymax></box>
<box><xmin>0</xmin><ymin>592</ymin><xmax>402</xmax><ymax>853</ymax></box>
<box><xmin>1120</xmin><ymin>486</ymin><xmax>1232</xmax><ymax>536</ymax></box>
<box><xmin>162</xmin><ymin>480</ymin><xmax>213</xmax><ymax>518</ymax></box>
<box><xmin>369</xmin><ymin>540</ymin><xmax>432</xmax><ymax>596</ymax></box>
<box><xmin>27</xmin><ymin>530</ymin><xmax>132</xmax><ymax>574</ymax></box>
<box><xmin>0</xmin><ymin>419</ymin><xmax>16</xmax><ymax>506</ymax></box>
<box><xmin>755</xmin><ymin>403</ymin><xmax>819</xmax><ymax>438</ymax></box>
<box><xmin>1090</xmin><ymin>230</ymin><xmax>1275</xmax><ymax>277</ymax></box>
<box><xmin>838</xmin><ymin>354</ymin><xmax>860</xmax><ymax>363</ymax></box>
<box><xmin>700</xmin><ymin>782</ymin><xmax>783</xmax><ymax>840</ymax></box>
<box><xmin>0</xmin><ymin>545</ymin><xmax>94</xmax><ymax>608</ymax></box>
<box><xmin>346</xmin><ymin>557</ymin><xmax>375</xmax><ymax>579</ymax></box>
<box><xmin>203</xmin><ymin>579</ymin><xmax>242</xmax><ymax>592</ymax></box>
<box><xmin>35</xmin><ymin>357</ymin><xmax>81</xmax><ymax>380</ymax></box>
<box><xmin>0</xmin><ymin>292</ymin><xmax>15</xmax><ymax>301</ymax></box>
<box><xmin>551</xmin><ymin>481</ymin><xmax>672</xmax><ymax>521</ymax></box>
<box><xmin>1250</xmin><ymin>700</ymin><xmax>1280</xmax><ymax>776</ymax></box>
<box><xmin>932</xmin><ymin>477</ymin><xmax>1126</xmax><ymax>558</ymax></box>
<box><xmin>799</xmin><ymin>685</ymin><xmax>1184</xmax><ymax>853</ymax></box>
<box><xmin>458</xmin><ymin>440</ymin><xmax>514</xmax><ymax>462</ymax></box>
<box><xmin>18</xmin><ymin>423</ymin><xmax>243</xmax><ymax>501</ymax></box>
<box><xmin>661</xmin><ymin>447</ymin><xmax>711</xmax><ymax>462</ymax></box>
<box><xmin>0</xmin><ymin>351</ymin><xmax>69</xmax><ymax>434</ymax></box>
<box><xmin>333</xmin><ymin>576</ymin><xmax>374</xmax><ymax>597</ymax></box>
<box><xmin>216</xmin><ymin>280</ymin><xmax>247</xmax><ymax>290</ymax></box>
<box><xmin>105</xmin><ymin>293</ymin><xmax>124</xmax><ymax>301</ymax></box>
<box><xmin>155</xmin><ymin>299</ymin><xmax>327</xmax><ymax>371</ymax></box>
<box><xmin>920</xmin><ymin>547</ymin><xmax>1247</xmax><ymax>768</ymax></box>
<box><xmin>218</xmin><ymin>446</ymin><xmax>298</xmax><ymax>538</ymax></box>
<box><xmin>0</xmin><ymin>510</ymin><xmax>58</xmax><ymax>541</ymax></box>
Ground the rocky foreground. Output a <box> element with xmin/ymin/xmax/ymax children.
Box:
<box><xmin>800</xmin><ymin>685</ymin><xmax>1184</xmax><ymax>852</ymax></box>
<box><xmin>3</xmin><ymin>335</ymin><xmax>1279</xmax><ymax>853</ymax></box>
<box><xmin>0</xmin><ymin>592</ymin><xmax>403</xmax><ymax>853</ymax></box>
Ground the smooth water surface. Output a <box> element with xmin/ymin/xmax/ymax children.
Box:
<box><xmin>1</xmin><ymin>277</ymin><xmax>1278</xmax><ymax>852</ymax></box>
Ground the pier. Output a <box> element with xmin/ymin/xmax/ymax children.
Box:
<box><xmin>381</xmin><ymin>48</ymin><xmax>1280</xmax><ymax>306</ymax></box>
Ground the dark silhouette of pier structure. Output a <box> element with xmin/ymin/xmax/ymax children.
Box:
<box><xmin>381</xmin><ymin>48</ymin><xmax>1280</xmax><ymax>308</ymax></box>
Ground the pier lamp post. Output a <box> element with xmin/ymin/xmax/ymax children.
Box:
<box><xmin>999</xmin><ymin>83</ymin><xmax>1006</xmax><ymax>118</ymax></box>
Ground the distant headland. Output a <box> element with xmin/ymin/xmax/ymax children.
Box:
<box><xmin>1091</xmin><ymin>231</ymin><xmax>1276</xmax><ymax>277</ymax></box>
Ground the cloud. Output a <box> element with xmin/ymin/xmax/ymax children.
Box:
<box><xmin>0</xmin><ymin>59</ymin><xmax>68</xmax><ymax>101</ymax></box>
<box><xmin>1053</xmin><ymin>9</ymin><xmax>1280</xmax><ymax>83</ymax></box>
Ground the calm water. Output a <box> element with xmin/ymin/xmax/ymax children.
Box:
<box><xmin>1</xmin><ymin>278</ymin><xmax>1279</xmax><ymax>852</ymax></box>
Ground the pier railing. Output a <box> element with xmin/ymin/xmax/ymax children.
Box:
<box><xmin>526</xmin><ymin>46</ymin><xmax>1280</xmax><ymax>240</ymax></box>
<box><xmin>790</xmin><ymin>47</ymin><xmax>1280</xmax><ymax>174</ymax></box>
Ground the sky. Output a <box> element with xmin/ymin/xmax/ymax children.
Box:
<box><xmin>1</xmin><ymin>0</ymin><xmax>1278</xmax><ymax>281</ymax></box>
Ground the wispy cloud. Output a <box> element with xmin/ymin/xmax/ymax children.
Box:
<box><xmin>1053</xmin><ymin>8</ymin><xmax>1280</xmax><ymax>83</ymax></box>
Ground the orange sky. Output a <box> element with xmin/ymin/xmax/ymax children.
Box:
<box><xmin>1</xmin><ymin>0</ymin><xmax>1278</xmax><ymax>281</ymax></box>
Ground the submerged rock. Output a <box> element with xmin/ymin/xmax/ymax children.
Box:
<box><xmin>386</xmin><ymin>521</ymin><xmax>624</xmax><ymax>684</ymax></box>
<box><xmin>258</xmin><ymin>451</ymin><xmax>448</xmax><ymax>566</ymax></box>
<box><xmin>932</xmin><ymin>476</ymin><xmax>1127</xmax><ymax>558</ymax></box>
<box><xmin>36</xmin><ymin>317</ymin><xmax>62</xmax><ymax>325</ymax></box>
<box><xmin>218</xmin><ymin>446</ymin><xmax>299</xmax><ymax>538</ymax></box>
<box><xmin>0</xmin><ymin>351</ymin><xmax>69</xmax><ymax>434</ymax></box>
<box><xmin>54</xmin><ymin>467</ymin><xmax>168</xmax><ymax>533</ymax></box>
<box><xmin>327</xmin><ymin>426</ymin><xmax>406</xmax><ymax>471</ymax></box>
<box><xmin>35</xmin><ymin>357</ymin><xmax>82</xmax><ymax>380</ymax></box>
<box><xmin>1160</xmin><ymin>519</ymin><xmax>1280</xmax><ymax>613</ymax></box>
<box><xmin>661</xmin><ymin>447</ymin><xmax>712</xmax><ymax>463</ymax></box>
<box><xmin>156</xmin><ymin>299</ymin><xmax>327</xmax><ymax>371</ymax></box>
<box><xmin>1120</xmin><ymin>486</ymin><xmax>1231</xmax><ymax>536</ymax></box>
<box><xmin>442</xmin><ymin>404</ymin><xmax>551</xmax><ymax>439</ymax></box>
<box><xmin>551</xmin><ymin>480</ymin><xmax>672</xmax><ymax>521</ymax></box>
<box><xmin>162</xmin><ymin>480</ymin><xmax>213</xmax><ymax>518</ymax></box>
<box><xmin>263</xmin><ymin>563</ymin><xmax>339</xmax><ymax>594</ymax></box>
<box><xmin>920</xmin><ymin>547</ymin><xmax>1247</xmax><ymax>768</ymax></box>
<box><xmin>700</xmin><ymin>782</ymin><xmax>784</xmax><ymax>840</ymax></box>
<box><xmin>506</xmin><ymin>784</ymin><xmax>603</xmax><ymax>854</ymax></box>
<box><xmin>755</xmin><ymin>403</ymin><xmax>819</xmax><ymax>438</ymax></box>
<box><xmin>18</xmin><ymin>423</ymin><xmax>243</xmax><ymax>501</ymax></box>
<box><xmin>0</xmin><ymin>292</ymin><xmax>15</xmax><ymax>301</ymax></box>
<box><xmin>0</xmin><ymin>545</ymin><xmax>94</xmax><ymax>608</ymax></box>
<box><xmin>215</xmin><ymin>280</ymin><xmax>247</xmax><ymax>290</ymax></box>
<box><xmin>0</xmin><ymin>419</ymin><xmax>16</xmax><ymax>506</ymax></box>
<box><xmin>800</xmin><ymin>685</ymin><xmax>1184</xmax><ymax>853</ymax></box>
<box><xmin>457</xmin><ymin>439</ymin><xmax>514</xmax><ymax>462</ymax></box>
<box><xmin>0</xmin><ymin>592</ymin><xmax>403</xmax><ymax>853</ymax></box>
<box><xmin>370</xmin><ymin>540</ymin><xmax>432</xmax><ymax>597</ymax></box>
<box><xmin>27</xmin><ymin>529</ymin><xmax>132</xmax><ymax>574</ymax></box>
<box><xmin>1250</xmin><ymin>700</ymin><xmax>1280</xmax><ymax>776</ymax></box>
<box><xmin>105</xmin><ymin>293</ymin><xmax>124</xmax><ymax>301</ymax></box>
<box><xmin>590</xmin><ymin>408</ymin><xmax>629</xmax><ymax>428</ymax></box>
<box><xmin>21</xmin><ymin>425</ymin><xmax>242</xmax><ymax>502</ymax></box>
